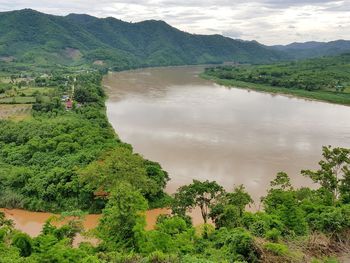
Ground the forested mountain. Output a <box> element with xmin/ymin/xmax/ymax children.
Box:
<box><xmin>271</xmin><ymin>40</ymin><xmax>350</xmax><ymax>59</ymax></box>
<box><xmin>0</xmin><ymin>9</ymin><xmax>287</xmax><ymax>69</ymax></box>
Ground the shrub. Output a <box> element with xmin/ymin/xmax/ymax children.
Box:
<box><xmin>263</xmin><ymin>242</ymin><xmax>289</xmax><ymax>256</ymax></box>
<box><xmin>213</xmin><ymin>227</ymin><xmax>259</xmax><ymax>262</ymax></box>
<box><xmin>12</xmin><ymin>232</ymin><xmax>32</xmax><ymax>257</ymax></box>
<box><xmin>265</xmin><ymin>228</ymin><xmax>281</xmax><ymax>242</ymax></box>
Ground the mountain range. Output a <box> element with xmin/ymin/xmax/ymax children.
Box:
<box><xmin>271</xmin><ymin>40</ymin><xmax>350</xmax><ymax>59</ymax></box>
<box><xmin>0</xmin><ymin>9</ymin><xmax>349</xmax><ymax>69</ymax></box>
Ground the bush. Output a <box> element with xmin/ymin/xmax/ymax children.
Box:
<box><xmin>211</xmin><ymin>227</ymin><xmax>258</xmax><ymax>262</ymax></box>
<box><xmin>265</xmin><ymin>228</ymin><xmax>281</xmax><ymax>242</ymax></box>
<box><xmin>306</xmin><ymin>205</ymin><xmax>350</xmax><ymax>235</ymax></box>
<box><xmin>263</xmin><ymin>242</ymin><xmax>289</xmax><ymax>256</ymax></box>
<box><xmin>242</xmin><ymin>212</ymin><xmax>284</xmax><ymax>238</ymax></box>
<box><xmin>12</xmin><ymin>232</ymin><xmax>32</xmax><ymax>257</ymax></box>
<box><xmin>145</xmin><ymin>251</ymin><xmax>179</xmax><ymax>262</ymax></box>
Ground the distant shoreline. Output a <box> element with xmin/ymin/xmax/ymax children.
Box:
<box><xmin>201</xmin><ymin>73</ymin><xmax>350</xmax><ymax>107</ymax></box>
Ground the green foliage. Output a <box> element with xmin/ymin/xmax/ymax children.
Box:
<box><xmin>0</xmin><ymin>71</ymin><xmax>168</xmax><ymax>212</ymax></box>
<box><xmin>270</xmin><ymin>172</ymin><xmax>292</xmax><ymax>190</ymax></box>
<box><xmin>138</xmin><ymin>216</ymin><xmax>195</xmax><ymax>255</ymax></box>
<box><xmin>79</xmin><ymin>148</ymin><xmax>169</xmax><ymax>205</ymax></box>
<box><xmin>264</xmin><ymin>228</ymin><xmax>281</xmax><ymax>242</ymax></box>
<box><xmin>242</xmin><ymin>212</ymin><xmax>284</xmax><ymax>238</ymax></box>
<box><xmin>209</xmin><ymin>227</ymin><xmax>259</xmax><ymax>262</ymax></box>
<box><xmin>0</xmin><ymin>242</ymin><xmax>23</xmax><ymax>263</ymax></box>
<box><xmin>11</xmin><ymin>232</ymin><xmax>32</xmax><ymax>257</ymax></box>
<box><xmin>98</xmin><ymin>182</ymin><xmax>148</xmax><ymax>251</ymax></box>
<box><xmin>210</xmin><ymin>185</ymin><xmax>253</xmax><ymax>230</ymax></box>
<box><xmin>0</xmin><ymin>211</ymin><xmax>13</xmax><ymax>228</ymax></box>
<box><xmin>302</xmin><ymin>146</ymin><xmax>350</xmax><ymax>204</ymax></box>
<box><xmin>204</xmin><ymin>54</ymin><xmax>350</xmax><ymax>105</ymax></box>
<box><xmin>305</xmin><ymin>205</ymin><xmax>350</xmax><ymax>236</ymax></box>
<box><xmin>0</xmin><ymin>9</ymin><xmax>286</xmax><ymax>71</ymax></box>
<box><xmin>210</xmin><ymin>204</ymin><xmax>241</xmax><ymax>229</ymax></box>
<box><xmin>263</xmin><ymin>242</ymin><xmax>289</xmax><ymax>256</ymax></box>
<box><xmin>172</xmin><ymin>180</ymin><xmax>225</xmax><ymax>224</ymax></box>
<box><xmin>263</xmin><ymin>176</ymin><xmax>308</xmax><ymax>236</ymax></box>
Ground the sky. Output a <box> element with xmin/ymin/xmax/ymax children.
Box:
<box><xmin>0</xmin><ymin>0</ymin><xmax>349</xmax><ymax>45</ymax></box>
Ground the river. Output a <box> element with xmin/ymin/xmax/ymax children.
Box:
<box><xmin>3</xmin><ymin>65</ymin><xmax>350</xmax><ymax>237</ymax></box>
<box><xmin>104</xmin><ymin>66</ymin><xmax>350</xmax><ymax>200</ymax></box>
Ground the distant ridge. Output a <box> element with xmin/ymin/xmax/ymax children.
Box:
<box><xmin>270</xmin><ymin>40</ymin><xmax>350</xmax><ymax>59</ymax></box>
<box><xmin>1</xmin><ymin>9</ymin><xmax>349</xmax><ymax>69</ymax></box>
<box><xmin>0</xmin><ymin>9</ymin><xmax>286</xmax><ymax>69</ymax></box>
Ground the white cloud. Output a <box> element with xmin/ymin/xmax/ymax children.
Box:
<box><xmin>0</xmin><ymin>0</ymin><xmax>349</xmax><ymax>45</ymax></box>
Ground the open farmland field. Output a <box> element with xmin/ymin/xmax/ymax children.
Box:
<box><xmin>0</xmin><ymin>104</ymin><xmax>32</xmax><ymax>120</ymax></box>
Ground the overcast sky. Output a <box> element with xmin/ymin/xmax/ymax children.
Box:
<box><xmin>0</xmin><ymin>0</ymin><xmax>349</xmax><ymax>45</ymax></box>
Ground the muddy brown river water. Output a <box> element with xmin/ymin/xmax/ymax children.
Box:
<box><xmin>104</xmin><ymin>66</ymin><xmax>350</xmax><ymax>198</ymax></box>
<box><xmin>3</xmin><ymin>66</ymin><xmax>350</xmax><ymax>236</ymax></box>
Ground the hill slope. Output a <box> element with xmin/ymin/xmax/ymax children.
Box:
<box><xmin>0</xmin><ymin>9</ymin><xmax>287</xmax><ymax>69</ymax></box>
<box><xmin>271</xmin><ymin>40</ymin><xmax>350</xmax><ymax>59</ymax></box>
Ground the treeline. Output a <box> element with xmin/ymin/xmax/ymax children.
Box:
<box><xmin>0</xmin><ymin>146</ymin><xmax>349</xmax><ymax>262</ymax></box>
<box><xmin>0</xmin><ymin>71</ymin><xmax>169</xmax><ymax>212</ymax></box>
<box><xmin>205</xmin><ymin>54</ymin><xmax>350</xmax><ymax>92</ymax></box>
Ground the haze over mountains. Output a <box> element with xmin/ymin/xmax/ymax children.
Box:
<box><xmin>272</xmin><ymin>40</ymin><xmax>350</xmax><ymax>60</ymax></box>
<box><xmin>0</xmin><ymin>9</ymin><xmax>349</xmax><ymax>69</ymax></box>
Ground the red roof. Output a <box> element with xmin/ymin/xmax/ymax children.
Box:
<box><xmin>66</xmin><ymin>99</ymin><xmax>73</xmax><ymax>108</ymax></box>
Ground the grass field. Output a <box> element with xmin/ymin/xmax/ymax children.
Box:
<box><xmin>21</xmin><ymin>87</ymin><xmax>54</xmax><ymax>96</ymax></box>
<box><xmin>0</xmin><ymin>96</ymin><xmax>36</xmax><ymax>103</ymax></box>
<box><xmin>0</xmin><ymin>104</ymin><xmax>32</xmax><ymax>120</ymax></box>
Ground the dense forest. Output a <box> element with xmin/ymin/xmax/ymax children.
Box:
<box><xmin>0</xmin><ymin>70</ymin><xmax>170</xmax><ymax>212</ymax></box>
<box><xmin>0</xmin><ymin>146</ymin><xmax>349</xmax><ymax>262</ymax></box>
<box><xmin>203</xmin><ymin>53</ymin><xmax>350</xmax><ymax>105</ymax></box>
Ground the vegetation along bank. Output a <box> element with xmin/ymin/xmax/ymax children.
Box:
<box><xmin>202</xmin><ymin>53</ymin><xmax>350</xmax><ymax>106</ymax></box>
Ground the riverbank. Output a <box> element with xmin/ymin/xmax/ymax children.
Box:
<box><xmin>201</xmin><ymin>74</ymin><xmax>350</xmax><ymax>106</ymax></box>
<box><xmin>0</xmin><ymin>208</ymin><xmax>169</xmax><ymax>235</ymax></box>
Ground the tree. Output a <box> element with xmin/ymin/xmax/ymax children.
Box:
<box><xmin>0</xmin><ymin>212</ymin><xmax>13</xmax><ymax>228</ymax></box>
<box><xmin>98</xmin><ymin>182</ymin><xmax>148</xmax><ymax>250</ymax></box>
<box><xmin>263</xmin><ymin>173</ymin><xmax>308</xmax><ymax>235</ymax></box>
<box><xmin>41</xmin><ymin>212</ymin><xmax>84</xmax><ymax>245</ymax></box>
<box><xmin>339</xmin><ymin>166</ymin><xmax>350</xmax><ymax>203</ymax></box>
<box><xmin>226</xmin><ymin>185</ymin><xmax>253</xmax><ymax>217</ymax></box>
<box><xmin>302</xmin><ymin>146</ymin><xmax>350</xmax><ymax>204</ymax></box>
<box><xmin>79</xmin><ymin>148</ymin><xmax>167</xmax><ymax>204</ymax></box>
<box><xmin>137</xmin><ymin>215</ymin><xmax>195</xmax><ymax>254</ymax></box>
<box><xmin>74</xmin><ymin>86</ymin><xmax>99</xmax><ymax>103</ymax></box>
<box><xmin>172</xmin><ymin>180</ymin><xmax>225</xmax><ymax>224</ymax></box>
<box><xmin>270</xmin><ymin>172</ymin><xmax>292</xmax><ymax>191</ymax></box>
<box><xmin>12</xmin><ymin>233</ymin><xmax>32</xmax><ymax>257</ymax></box>
<box><xmin>210</xmin><ymin>185</ymin><xmax>253</xmax><ymax>228</ymax></box>
<box><xmin>210</xmin><ymin>204</ymin><xmax>241</xmax><ymax>229</ymax></box>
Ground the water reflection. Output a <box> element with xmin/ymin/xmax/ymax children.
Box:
<box><xmin>104</xmin><ymin>66</ymin><xmax>350</xmax><ymax>200</ymax></box>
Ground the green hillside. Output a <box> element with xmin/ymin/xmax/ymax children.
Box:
<box><xmin>0</xmin><ymin>9</ymin><xmax>287</xmax><ymax>70</ymax></box>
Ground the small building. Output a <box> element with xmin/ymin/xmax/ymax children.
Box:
<box><xmin>61</xmin><ymin>95</ymin><xmax>69</xmax><ymax>101</ymax></box>
<box><xmin>65</xmin><ymin>99</ymin><xmax>73</xmax><ymax>110</ymax></box>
